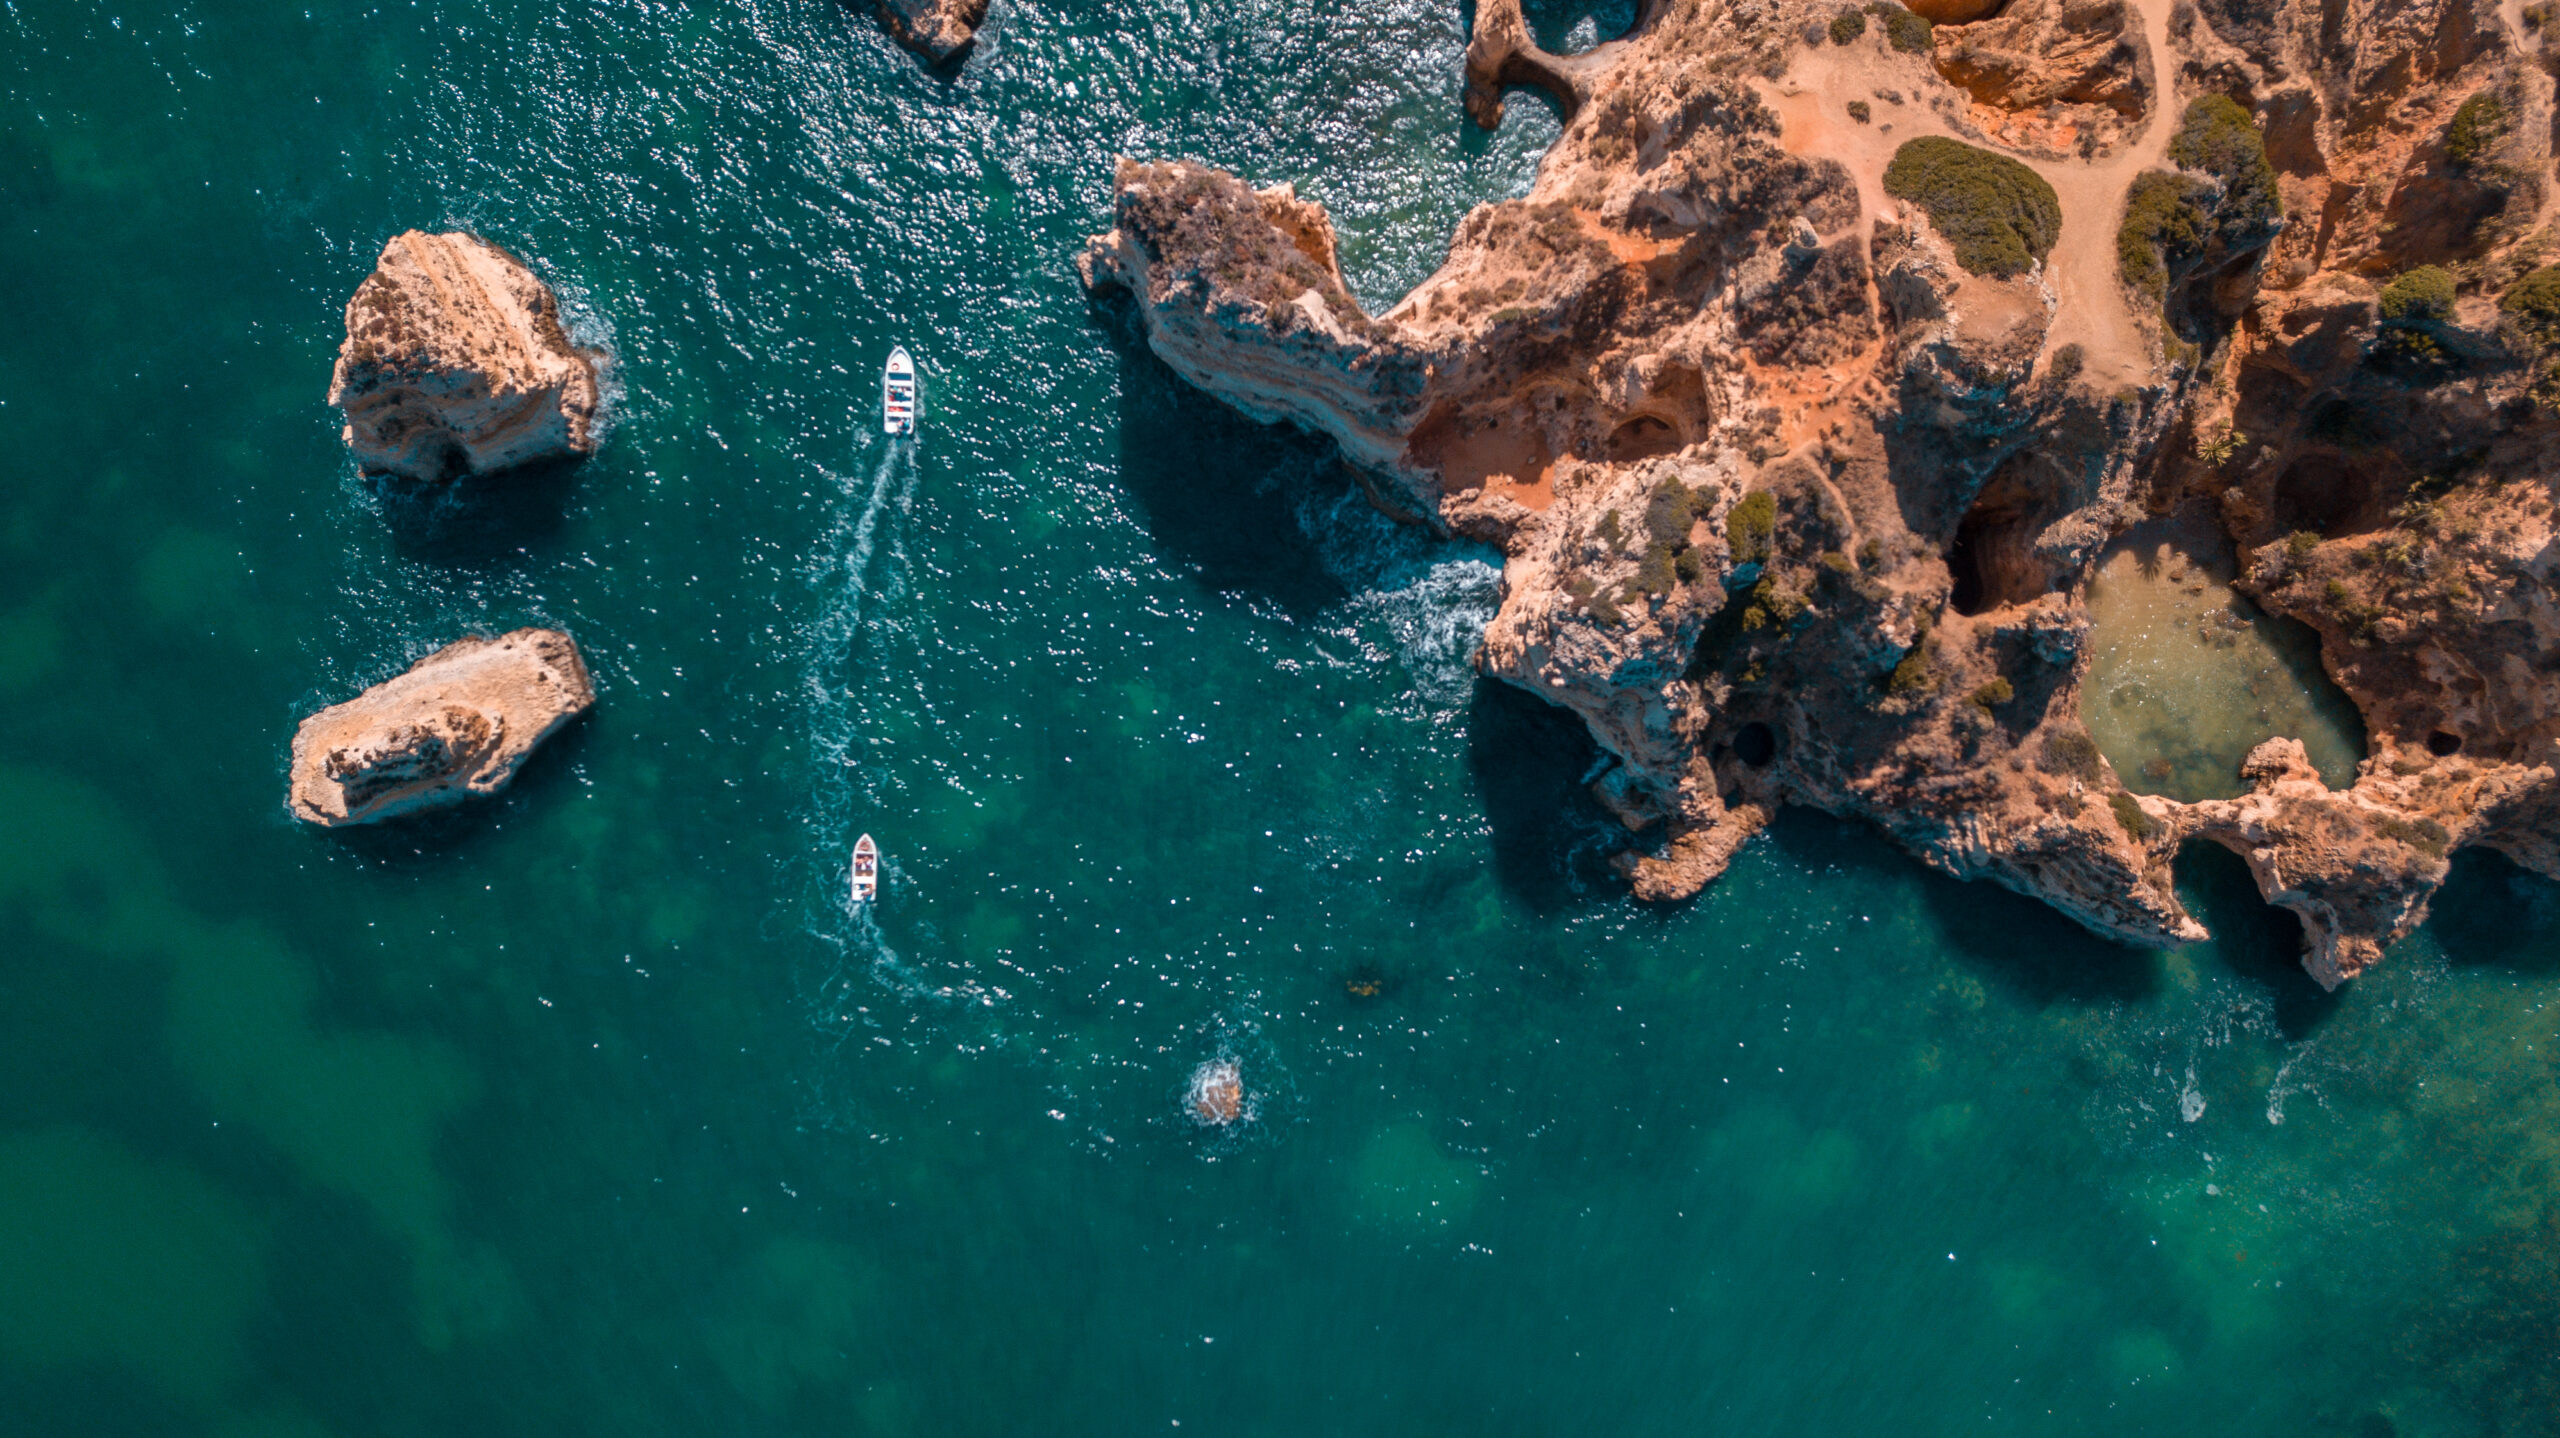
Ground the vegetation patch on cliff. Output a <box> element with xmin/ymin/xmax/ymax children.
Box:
<box><xmin>2445</xmin><ymin>93</ymin><xmax>2509</xmax><ymax>170</ymax></box>
<box><xmin>2166</xmin><ymin>95</ymin><xmax>2279</xmax><ymax>227</ymax></box>
<box><xmin>2116</xmin><ymin>171</ymin><xmax>2213</xmax><ymax>301</ymax></box>
<box><xmin>1868</xmin><ymin>1</ymin><xmax>1933</xmax><ymax>52</ymax></box>
<box><xmin>2116</xmin><ymin>99</ymin><xmax>2279</xmax><ymax>338</ymax></box>
<box><xmin>2500</xmin><ymin>266</ymin><xmax>2560</xmax><ymax>406</ymax></box>
<box><xmin>1883</xmin><ymin>137</ymin><xmax>2062</xmax><ymax>279</ymax></box>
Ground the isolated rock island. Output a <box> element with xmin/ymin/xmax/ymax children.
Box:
<box><xmin>873</xmin><ymin>0</ymin><xmax>987</xmax><ymax>62</ymax></box>
<box><xmin>1083</xmin><ymin>0</ymin><xmax>2560</xmax><ymax>985</ymax></box>
<box><xmin>328</xmin><ymin>231</ymin><xmax>603</xmax><ymax>483</ymax></box>
<box><xmin>289</xmin><ymin>629</ymin><xmax>596</xmax><ymax>827</ymax></box>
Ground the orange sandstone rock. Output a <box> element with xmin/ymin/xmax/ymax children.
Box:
<box><xmin>1081</xmin><ymin>0</ymin><xmax>2560</xmax><ymax>987</ymax></box>
<box><xmin>329</xmin><ymin>232</ymin><xmax>602</xmax><ymax>483</ymax></box>
<box><xmin>874</xmin><ymin>0</ymin><xmax>987</xmax><ymax>63</ymax></box>
<box><xmin>288</xmin><ymin>629</ymin><xmax>595</xmax><ymax>827</ymax></box>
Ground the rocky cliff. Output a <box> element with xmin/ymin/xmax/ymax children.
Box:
<box><xmin>1083</xmin><ymin>0</ymin><xmax>2560</xmax><ymax>984</ymax></box>
<box><xmin>328</xmin><ymin>231</ymin><xmax>604</xmax><ymax>484</ymax></box>
<box><xmin>289</xmin><ymin>629</ymin><xmax>596</xmax><ymax>826</ymax></box>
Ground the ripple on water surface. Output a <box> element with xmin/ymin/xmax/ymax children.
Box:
<box><xmin>2084</xmin><ymin>510</ymin><xmax>2364</xmax><ymax>801</ymax></box>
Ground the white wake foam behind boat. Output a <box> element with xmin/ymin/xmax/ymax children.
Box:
<box><xmin>882</xmin><ymin>346</ymin><xmax>915</xmax><ymax>435</ymax></box>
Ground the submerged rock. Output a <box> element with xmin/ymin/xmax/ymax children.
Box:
<box><xmin>1186</xmin><ymin>1059</ymin><xmax>1244</xmax><ymax>1125</ymax></box>
<box><xmin>289</xmin><ymin>629</ymin><xmax>595</xmax><ymax>827</ymax></box>
<box><xmin>1081</xmin><ymin>0</ymin><xmax>2560</xmax><ymax>986</ymax></box>
<box><xmin>328</xmin><ymin>231</ymin><xmax>603</xmax><ymax>483</ymax></box>
<box><xmin>873</xmin><ymin>0</ymin><xmax>987</xmax><ymax>63</ymax></box>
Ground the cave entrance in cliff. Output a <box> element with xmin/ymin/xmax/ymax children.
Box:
<box><xmin>2081</xmin><ymin>507</ymin><xmax>2367</xmax><ymax>802</ymax></box>
<box><xmin>2172</xmin><ymin>839</ymin><xmax>2336</xmax><ymax>1040</ymax></box>
<box><xmin>2274</xmin><ymin>451</ymin><xmax>2391</xmax><ymax>539</ymax></box>
<box><xmin>1605</xmin><ymin>414</ymin><xmax>1684</xmax><ymax>463</ymax></box>
<box><xmin>1945</xmin><ymin>462</ymin><xmax>2059</xmax><ymax>616</ymax></box>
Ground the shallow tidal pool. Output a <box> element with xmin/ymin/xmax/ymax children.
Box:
<box><xmin>2083</xmin><ymin>514</ymin><xmax>2366</xmax><ymax>800</ymax></box>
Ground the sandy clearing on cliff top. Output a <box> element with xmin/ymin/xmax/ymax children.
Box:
<box><xmin>1759</xmin><ymin>0</ymin><xmax>2180</xmax><ymax>394</ymax></box>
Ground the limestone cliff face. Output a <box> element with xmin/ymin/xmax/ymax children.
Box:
<box><xmin>1082</xmin><ymin>0</ymin><xmax>2560</xmax><ymax>985</ymax></box>
<box><xmin>328</xmin><ymin>232</ymin><xmax>603</xmax><ymax>484</ymax></box>
<box><xmin>874</xmin><ymin>0</ymin><xmax>987</xmax><ymax>63</ymax></box>
<box><xmin>289</xmin><ymin>629</ymin><xmax>595</xmax><ymax>827</ymax></box>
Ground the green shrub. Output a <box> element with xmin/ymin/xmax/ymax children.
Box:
<box><xmin>1728</xmin><ymin>490</ymin><xmax>1779</xmax><ymax>563</ymax></box>
<box><xmin>2109</xmin><ymin>792</ymin><xmax>2155</xmax><ymax>841</ymax></box>
<box><xmin>2502</xmin><ymin>266</ymin><xmax>2560</xmax><ymax>344</ymax></box>
<box><xmin>2048</xmin><ymin>342</ymin><xmax>2084</xmax><ymax>382</ymax></box>
<box><xmin>1883</xmin><ymin>136</ymin><xmax>2063</xmax><ymax>278</ymax></box>
<box><xmin>1970</xmin><ymin>677</ymin><xmax>2014</xmax><ymax>710</ymax></box>
<box><xmin>2285</xmin><ymin>530</ymin><xmax>2319</xmax><ymax>561</ymax></box>
<box><xmin>2379</xmin><ymin>266</ymin><xmax>2457</xmax><ymax>325</ymax></box>
<box><xmin>1646</xmin><ymin>477</ymin><xmax>1698</xmax><ymax>546</ymax></box>
<box><xmin>2039</xmin><ymin>728</ymin><xmax>2105</xmax><ymax>780</ymax></box>
<box><xmin>2167</xmin><ymin>95</ymin><xmax>2279</xmax><ymax>228</ymax></box>
<box><xmin>1675</xmin><ymin>549</ymin><xmax>1706</xmax><ymax>585</ymax></box>
<box><xmin>1847</xmin><ymin>99</ymin><xmax>1872</xmax><ymax>123</ymax></box>
<box><xmin>1635</xmin><ymin>543</ymin><xmax>1678</xmax><ymax>597</ymax></box>
<box><xmin>1830</xmin><ymin>8</ymin><xmax>1867</xmax><ymax>42</ymax></box>
<box><xmin>2116</xmin><ymin>170</ymin><xmax>2211</xmax><ymax>300</ymax></box>
<box><xmin>1870</xmin><ymin>2</ymin><xmax>1933</xmax><ymax>52</ymax></box>
<box><xmin>1597</xmin><ymin>509</ymin><xmax>1623</xmax><ymax>548</ymax></box>
<box><xmin>2445</xmin><ymin>93</ymin><xmax>2508</xmax><ymax>169</ymax></box>
<box><xmin>2372</xmin><ymin>813</ymin><xmax>2451</xmax><ymax>860</ymax></box>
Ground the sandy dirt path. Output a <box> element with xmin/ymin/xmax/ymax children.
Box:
<box><xmin>1760</xmin><ymin>0</ymin><xmax>2182</xmax><ymax>392</ymax></box>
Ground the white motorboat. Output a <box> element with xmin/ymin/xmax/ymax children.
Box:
<box><xmin>851</xmin><ymin>833</ymin><xmax>879</xmax><ymax>905</ymax></box>
<box><xmin>882</xmin><ymin>346</ymin><xmax>916</xmax><ymax>435</ymax></box>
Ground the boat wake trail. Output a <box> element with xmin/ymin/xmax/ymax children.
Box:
<box><xmin>799</xmin><ymin>433</ymin><xmax>923</xmax><ymax>963</ymax></box>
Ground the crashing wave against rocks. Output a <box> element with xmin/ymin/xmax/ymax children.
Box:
<box><xmin>1082</xmin><ymin>0</ymin><xmax>2560</xmax><ymax>986</ymax></box>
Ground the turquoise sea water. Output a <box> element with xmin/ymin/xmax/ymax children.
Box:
<box><xmin>6</xmin><ymin>1</ymin><xmax>2560</xmax><ymax>1434</ymax></box>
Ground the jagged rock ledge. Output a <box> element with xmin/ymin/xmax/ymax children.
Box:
<box><xmin>329</xmin><ymin>231</ymin><xmax>603</xmax><ymax>484</ymax></box>
<box><xmin>289</xmin><ymin>629</ymin><xmax>596</xmax><ymax>827</ymax></box>
<box><xmin>1082</xmin><ymin>0</ymin><xmax>2560</xmax><ymax>985</ymax></box>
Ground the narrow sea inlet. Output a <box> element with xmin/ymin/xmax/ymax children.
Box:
<box><xmin>2</xmin><ymin>0</ymin><xmax>2557</xmax><ymax>1435</ymax></box>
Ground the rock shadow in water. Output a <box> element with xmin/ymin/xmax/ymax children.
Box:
<box><xmin>1902</xmin><ymin>837</ymin><xmax>2163</xmax><ymax>1007</ymax></box>
<box><xmin>2427</xmin><ymin>846</ymin><xmax>2560</xmax><ymax>976</ymax></box>
<box><xmin>369</xmin><ymin>457</ymin><xmax>580</xmax><ymax>568</ymax></box>
<box><xmin>1465</xmin><ymin>677</ymin><xmax>1630</xmax><ymax>916</ymax></box>
<box><xmin>2173</xmin><ymin>839</ymin><xmax>2337</xmax><ymax>1039</ymax></box>
<box><xmin>1518</xmin><ymin>0</ymin><xmax>1640</xmax><ymax>51</ymax></box>
<box><xmin>1100</xmin><ymin>305</ymin><xmax>1358</xmax><ymax>620</ymax></box>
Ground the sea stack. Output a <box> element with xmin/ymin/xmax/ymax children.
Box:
<box><xmin>289</xmin><ymin>629</ymin><xmax>596</xmax><ymax>827</ymax></box>
<box><xmin>874</xmin><ymin>0</ymin><xmax>988</xmax><ymax>63</ymax></box>
<box><xmin>328</xmin><ymin>231</ymin><xmax>603</xmax><ymax>483</ymax></box>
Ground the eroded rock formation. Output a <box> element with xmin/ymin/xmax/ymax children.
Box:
<box><xmin>289</xmin><ymin>629</ymin><xmax>595</xmax><ymax>826</ymax></box>
<box><xmin>329</xmin><ymin>231</ymin><xmax>603</xmax><ymax>483</ymax></box>
<box><xmin>1081</xmin><ymin>0</ymin><xmax>2560</xmax><ymax>985</ymax></box>
<box><xmin>874</xmin><ymin>0</ymin><xmax>987</xmax><ymax>63</ymax></box>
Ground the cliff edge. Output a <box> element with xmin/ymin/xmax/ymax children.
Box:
<box><xmin>1081</xmin><ymin>0</ymin><xmax>2560</xmax><ymax>985</ymax></box>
